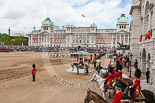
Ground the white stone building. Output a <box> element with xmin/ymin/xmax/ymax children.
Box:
<box><xmin>28</xmin><ymin>14</ymin><xmax>130</xmax><ymax>48</ymax></box>
<box><xmin>130</xmin><ymin>0</ymin><xmax>155</xmax><ymax>91</ymax></box>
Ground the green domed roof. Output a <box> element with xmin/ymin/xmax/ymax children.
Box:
<box><xmin>42</xmin><ymin>18</ymin><xmax>54</xmax><ymax>26</ymax></box>
<box><xmin>118</xmin><ymin>14</ymin><xmax>128</xmax><ymax>23</ymax></box>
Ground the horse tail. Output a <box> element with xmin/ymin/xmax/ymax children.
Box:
<box><xmin>154</xmin><ymin>92</ymin><xmax>155</xmax><ymax>103</ymax></box>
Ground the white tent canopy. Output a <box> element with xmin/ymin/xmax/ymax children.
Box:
<box><xmin>71</xmin><ymin>51</ymin><xmax>89</xmax><ymax>55</ymax></box>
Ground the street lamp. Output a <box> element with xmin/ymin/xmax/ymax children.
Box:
<box><xmin>129</xmin><ymin>53</ymin><xmax>133</xmax><ymax>78</ymax></box>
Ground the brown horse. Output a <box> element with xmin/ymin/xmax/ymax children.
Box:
<box><xmin>84</xmin><ymin>88</ymin><xmax>107</xmax><ymax>103</ymax></box>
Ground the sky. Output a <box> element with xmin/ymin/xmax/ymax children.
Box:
<box><xmin>0</xmin><ymin>0</ymin><xmax>132</xmax><ymax>35</ymax></box>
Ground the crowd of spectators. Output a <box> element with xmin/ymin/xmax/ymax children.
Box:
<box><xmin>0</xmin><ymin>45</ymin><xmax>116</xmax><ymax>53</ymax></box>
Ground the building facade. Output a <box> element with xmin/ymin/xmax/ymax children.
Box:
<box><xmin>130</xmin><ymin>0</ymin><xmax>155</xmax><ymax>91</ymax></box>
<box><xmin>28</xmin><ymin>14</ymin><xmax>130</xmax><ymax>48</ymax></box>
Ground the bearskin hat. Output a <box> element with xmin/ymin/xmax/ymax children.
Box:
<box><xmin>80</xmin><ymin>58</ymin><xmax>82</xmax><ymax>61</ymax></box>
<box><xmin>118</xmin><ymin>65</ymin><xmax>122</xmax><ymax>70</ymax></box>
<box><xmin>115</xmin><ymin>80</ymin><xmax>122</xmax><ymax>87</ymax></box>
<box><xmin>134</xmin><ymin>69</ymin><xmax>141</xmax><ymax>78</ymax></box>
<box><xmin>32</xmin><ymin>63</ymin><xmax>36</xmax><ymax>68</ymax></box>
<box><xmin>108</xmin><ymin>66</ymin><xmax>113</xmax><ymax>74</ymax></box>
<box><xmin>116</xmin><ymin>61</ymin><xmax>119</xmax><ymax>65</ymax></box>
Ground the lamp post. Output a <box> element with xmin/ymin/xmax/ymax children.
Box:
<box><xmin>129</xmin><ymin>53</ymin><xmax>133</xmax><ymax>78</ymax></box>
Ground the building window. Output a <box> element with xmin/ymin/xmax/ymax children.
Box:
<box><xmin>44</xmin><ymin>27</ymin><xmax>48</xmax><ymax>30</ymax></box>
<box><xmin>87</xmin><ymin>40</ymin><xmax>89</xmax><ymax>43</ymax></box>
<box><xmin>106</xmin><ymin>40</ymin><xmax>108</xmax><ymax>43</ymax></box>
<box><xmin>109</xmin><ymin>35</ymin><xmax>111</xmax><ymax>38</ymax></box>
<box><xmin>126</xmin><ymin>40</ymin><xmax>127</xmax><ymax>43</ymax></box>
<box><xmin>103</xmin><ymin>40</ymin><xmax>104</xmax><ymax>43</ymax></box>
<box><xmin>100</xmin><ymin>40</ymin><xmax>101</xmax><ymax>43</ymax></box>
<box><xmin>109</xmin><ymin>40</ymin><xmax>111</xmax><ymax>43</ymax></box>
<box><xmin>117</xmin><ymin>35</ymin><xmax>120</xmax><ymax>38</ymax></box>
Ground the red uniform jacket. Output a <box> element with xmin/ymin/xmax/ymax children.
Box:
<box><xmin>112</xmin><ymin>90</ymin><xmax>122</xmax><ymax>103</ymax></box>
<box><xmin>77</xmin><ymin>58</ymin><xmax>79</xmax><ymax>62</ymax></box>
<box><xmin>132</xmin><ymin>78</ymin><xmax>141</xmax><ymax>90</ymax></box>
<box><xmin>134</xmin><ymin>62</ymin><xmax>136</xmax><ymax>67</ymax></box>
<box><xmin>113</xmin><ymin>72</ymin><xmax>119</xmax><ymax>81</ymax></box>
<box><xmin>106</xmin><ymin>74</ymin><xmax>114</xmax><ymax>83</ymax></box>
<box><xmin>89</xmin><ymin>57</ymin><xmax>92</xmax><ymax>63</ymax></box>
<box><xmin>32</xmin><ymin>68</ymin><xmax>37</xmax><ymax>75</ymax></box>
<box><xmin>94</xmin><ymin>56</ymin><xmax>96</xmax><ymax>61</ymax></box>
<box><xmin>127</xmin><ymin>62</ymin><xmax>129</xmax><ymax>68</ymax></box>
<box><xmin>118</xmin><ymin>71</ymin><xmax>122</xmax><ymax>79</ymax></box>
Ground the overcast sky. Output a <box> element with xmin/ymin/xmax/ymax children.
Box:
<box><xmin>0</xmin><ymin>0</ymin><xmax>132</xmax><ymax>35</ymax></box>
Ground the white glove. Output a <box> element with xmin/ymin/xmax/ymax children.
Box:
<box><xmin>129</xmin><ymin>86</ymin><xmax>132</xmax><ymax>88</ymax></box>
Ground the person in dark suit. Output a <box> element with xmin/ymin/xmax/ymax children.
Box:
<box><xmin>146</xmin><ymin>68</ymin><xmax>150</xmax><ymax>83</ymax></box>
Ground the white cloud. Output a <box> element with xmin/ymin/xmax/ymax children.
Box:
<box><xmin>0</xmin><ymin>0</ymin><xmax>132</xmax><ymax>35</ymax></box>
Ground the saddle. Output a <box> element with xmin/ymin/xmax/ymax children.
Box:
<box><xmin>128</xmin><ymin>89</ymin><xmax>145</xmax><ymax>100</ymax></box>
<box><xmin>121</xmin><ymin>89</ymin><xmax>145</xmax><ymax>102</ymax></box>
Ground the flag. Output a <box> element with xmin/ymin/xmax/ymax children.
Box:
<box><xmin>145</xmin><ymin>33</ymin><xmax>148</xmax><ymax>40</ymax></box>
<box><xmin>82</xmin><ymin>14</ymin><xmax>85</xmax><ymax>18</ymax></box>
<box><xmin>148</xmin><ymin>29</ymin><xmax>152</xmax><ymax>39</ymax></box>
<box><xmin>139</xmin><ymin>35</ymin><xmax>142</xmax><ymax>42</ymax></box>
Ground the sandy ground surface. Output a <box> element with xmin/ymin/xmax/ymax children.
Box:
<box><xmin>0</xmin><ymin>52</ymin><xmax>111</xmax><ymax>103</ymax></box>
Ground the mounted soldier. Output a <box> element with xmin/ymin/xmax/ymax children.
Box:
<box><xmin>112</xmin><ymin>80</ymin><xmax>123</xmax><ymax>103</ymax></box>
<box><xmin>104</xmin><ymin>66</ymin><xmax>114</xmax><ymax>92</ymax></box>
<box><xmin>129</xmin><ymin>69</ymin><xmax>141</xmax><ymax>103</ymax></box>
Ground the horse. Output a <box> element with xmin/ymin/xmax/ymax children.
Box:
<box><xmin>91</xmin><ymin>72</ymin><xmax>133</xmax><ymax>100</ymax></box>
<box><xmin>91</xmin><ymin>73</ymin><xmax>106</xmax><ymax>100</ymax></box>
<box><xmin>121</xmin><ymin>86</ymin><xmax>155</xmax><ymax>103</ymax></box>
<box><xmin>84</xmin><ymin>88</ymin><xmax>107</xmax><ymax>103</ymax></box>
<box><xmin>71</xmin><ymin>63</ymin><xmax>89</xmax><ymax>75</ymax></box>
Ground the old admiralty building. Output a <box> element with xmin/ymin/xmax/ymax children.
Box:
<box><xmin>28</xmin><ymin>14</ymin><xmax>130</xmax><ymax>48</ymax></box>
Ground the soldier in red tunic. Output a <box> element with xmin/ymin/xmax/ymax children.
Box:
<box><xmin>32</xmin><ymin>64</ymin><xmax>37</xmax><ymax>82</ymax></box>
<box><xmin>93</xmin><ymin>54</ymin><xmax>97</xmax><ymax>69</ymax></box>
<box><xmin>104</xmin><ymin>66</ymin><xmax>114</xmax><ymax>92</ymax></box>
<box><xmin>112</xmin><ymin>80</ymin><xmax>123</xmax><ymax>103</ymax></box>
<box><xmin>88</xmin><ymin>55</ymin><xmax>92</xmax><ymax>64</ymax></box>
<box><xmin>118</xmin><ymin>65</ymin><xmax>122</xmax><ymax>80</ymax></box>
<box><xmin>133</xmin><ymin>59</ymin><xmax>138</xmax><ymax>69</ymax></box>
<box><xmin>129</xmin><ymin>69</ymin><xmax>141</xmax><ymax>103</ymax></box>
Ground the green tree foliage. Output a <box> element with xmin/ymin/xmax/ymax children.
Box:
<box><xmin>0</xmin><ymin>34</ymin><xmax>28</xmax><ymax>45</ymax></box>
